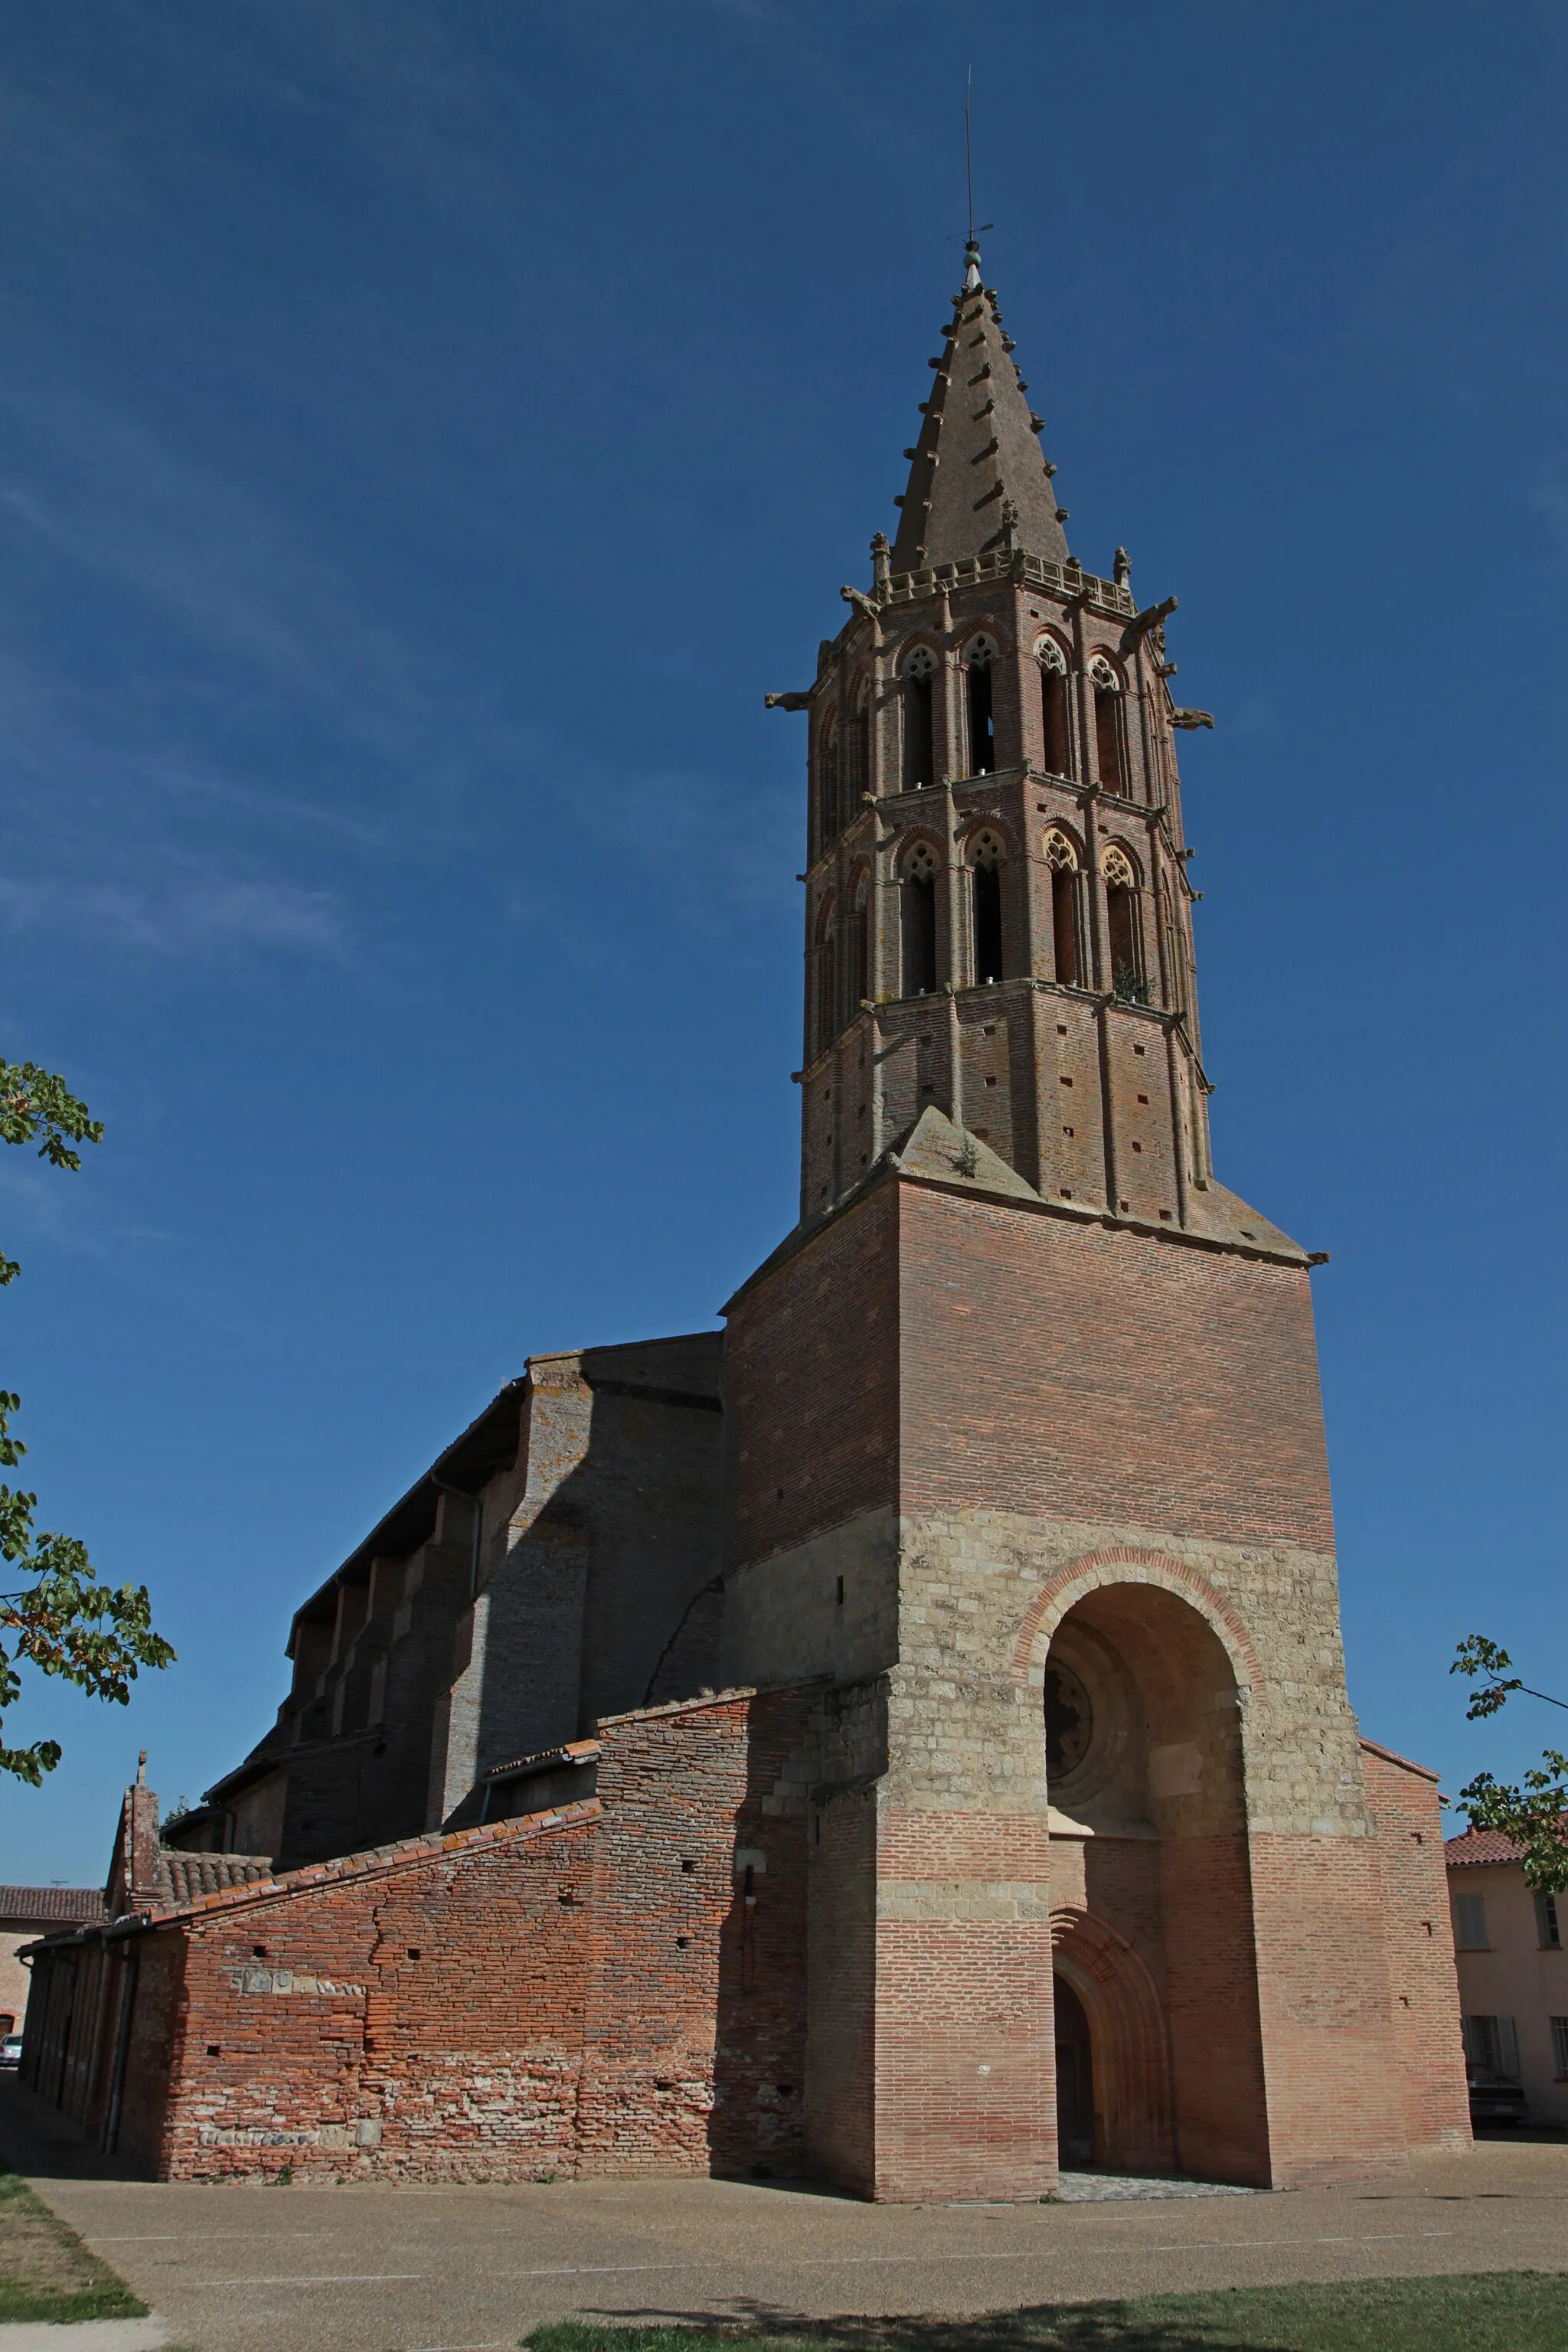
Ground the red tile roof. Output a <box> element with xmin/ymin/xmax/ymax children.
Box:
<box><xmin>154</xmin><ymin>1852</ymin><xmax>273</xmax><ymax>1906</ymax></box>
<box><xmin>1445</xmin><ymin>1826</ymin><xmax>1528</xmax><ymax>1867</ymax></box>
<box><xmin>0</xmin><ymin>1886</ymin><xmax>106</xmax><ymax>1924</ymax></box>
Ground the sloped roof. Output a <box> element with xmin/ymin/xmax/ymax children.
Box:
<box><xmin>1445</xmin><ymin>1826</ymin><xmax>1528</xmax><ymax>1867</ymax></box>
<box><xmin>890</xmin><ymin>253</ymin><xmax>1070</xmax><ymax>575</ymax></box>
<box><xmin>0</xmin><ymin>1886</ymin><xmax>106</xmax><ymax>1925</ymax></box>
<box><xmin>1358</xmin><ymin>1735</ymin><xmax>1440</xmax><ymax>1782</ymax></box>
<box><xmin>890</xmin><ymin>1104</ymin><xmax>1043</xmax><ymax>1200</ymax></box>
<box><xmin>154</xmin><ymin>1851</ymin><xmax>274</xmax><ymax>1906</ymax></box>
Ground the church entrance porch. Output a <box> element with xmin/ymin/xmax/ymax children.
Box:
<box><xmin>1043</xmin><ymin>1580</ymin><xmax>1271</xmax><ymax>2187</ymax></box>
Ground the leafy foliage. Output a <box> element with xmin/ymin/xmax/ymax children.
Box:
<box><xmin>0</xmin><ymin>1059</ymin><xmax>174</xmax><ymax>1784</ymax></box>
<box><xmin>1452</xmin><ymin>1635</ymin><xmax>1568</xmax><ymax>1896</ymax></box>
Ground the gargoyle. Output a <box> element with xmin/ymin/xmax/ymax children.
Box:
<box><xmin>764</xmin><ymin>691</ymin><xmax>812</xmax><ymax>711</ymax></box>
<box><xmin>840</xmin><ymin>585</ymin><xmax>881</xmax><ymax>635</ymax></box>
<box><xmin>1171</xmin><ymin>708</ymin><xmax>1215</xmax><ymax>730</ymax></box>
<box><xmin>1122</xmin><ymin>594</ymin><xmax>1178</xmax><ymax>649</ymax></box>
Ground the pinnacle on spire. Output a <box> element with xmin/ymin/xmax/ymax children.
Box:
<box><xmin>889</xmin><ymin>270</ymin><xmax>1071</xmax><ymax>576</ymax></box>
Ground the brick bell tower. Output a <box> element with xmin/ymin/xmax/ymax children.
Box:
<box><xmin>718</xmin><ymin>239</ymin><xmax>1465</xmax><ymax>2200</ymax></box>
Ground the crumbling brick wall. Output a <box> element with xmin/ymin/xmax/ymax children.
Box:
<box><xmin>31</xmin><ymin>1688</ymin><xmax>810</xmax><ymax>2185</ymax></box>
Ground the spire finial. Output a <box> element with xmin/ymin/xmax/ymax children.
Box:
<box><xmin>136</xmin><ymin>1749</ymin><xmax>147</xmax><ymax>1784</ymax></box>
<box><xmin>962</xmin><ymin>69</ymin><xmax>993</xmax><ymax>292</ymax></box>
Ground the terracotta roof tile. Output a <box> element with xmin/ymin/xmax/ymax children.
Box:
<box><xmin>0</xmin><ymin>1886</ymin><xmax>106</xmax><ymax>1924</ymax></box>
<box><xmin>154</xmin><ymin>1851</ymin><xmax>274</xmax><ymax>1906</ymax></box>
<box><xmin>1444</xmin><ymin>1826</ymin><xmax>1528</xmax><ymax>1867</ymax></box>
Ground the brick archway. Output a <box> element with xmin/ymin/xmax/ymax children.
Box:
<box><xmin>1050</xmin><ymin>1906</ymin><xmax>1174</xmax><ymax>2176</ymax></box>
<box><xmin>1014</xmin><ymin>1547</ymin><xmax>1262</xmax><ymax>1698</ymax></box>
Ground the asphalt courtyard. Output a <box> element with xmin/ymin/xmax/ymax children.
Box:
<box><xmin>2</xmin><ymin>2088</ymin><xmax>1564</xmax><ymax>2352</ymax></box>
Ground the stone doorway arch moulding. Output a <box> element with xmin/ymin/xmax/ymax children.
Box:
<box><xmin>1013</xmin><ymin>1547</ymin><xmax>1263</xmax><ymax>1700</ymax></box>
<box><xmin>1050</xmin><ymin>1905</ymin><xmax>1174</xmax><ymax>2176</ymax></box>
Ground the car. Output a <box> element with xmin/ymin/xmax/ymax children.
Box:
<box><xmin>1468</xmin><ymin>2073</ymin><xmax>1528</xmax><ymax>2128</ymax></box>
<box><xmin>0</xmin><ymin>2035</ymin><xmax>23</xmax><ymax>2072</ymax></box>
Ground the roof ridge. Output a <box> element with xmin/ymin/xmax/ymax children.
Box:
<box><xmin>123</xmin><ymin>1798</ymin><xmax>604</xmax><ymax>1930</ymax></box>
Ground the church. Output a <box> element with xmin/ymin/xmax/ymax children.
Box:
<box><xmin>21</xmin><ymin>242</ymin><xmax>1469</xmax><ymax>2198</ymax></box>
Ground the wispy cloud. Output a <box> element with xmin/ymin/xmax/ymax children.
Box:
<box><xmin>0</xmin><ymin>856</ymin><xmax>351</xmax><ymax>965</ymax></box>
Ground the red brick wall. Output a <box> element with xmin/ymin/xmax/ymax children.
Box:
<box><xmin>871</xmin><ymin>1808</ymin><xmax>1057</xmax><ymax>2202</ymax></box>
<box><xmin>578</xmin><ymin>1689</ymin><xmax>808</xmax><ymax>2179</ymax></box>
<box><xmin>1161</xmin><ymin>1831</ymin><xmax>1271</xmax><ymax>2184</ymax></box>
<box><xmin>157</xmin><ymin>1807</ymin><xmax>600</xmax><ymax>2180</ymax></box>
<box><xmin>77</xmin><ymin>1690</ymin><xmax>812</xmax><ymax>2186</ymax></box>
<box><xmin>726</xmin><ymin>1184</ymin><xmax>899</xmax><ymax>1570</ymax></box>
<box><xmin>1247</xmin><ymin>1831</ymin><xmax>1406</xmax><ymax>2185</ymax></box>
<box><xmin>898</xmin><ymin>1187</ymin><xmax>1334</xmax><ymax>1552</ymax></box>
<box><xmin>805</xmin><ymin>1784</ymin><xmax>878</xmax><ymax>2192</ymax></box>
<box><xmin>728</xmin><ymin>1178</ymin><xmax>1334</xmax><ymax>1561</ymax></box>
<box><xmin>117</xmin><ymin>1936</ymin><xmax>183</xmax><ymax>2171</ymax></box>
<box><xmin>1361</xmin><ymin>1743</ymin><xmax>1470</xmax><ymax>2150</ymax></box>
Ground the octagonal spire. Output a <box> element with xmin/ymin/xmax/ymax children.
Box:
<box><xmin>890</xmin><ymin>261</ymin><xmax>1071</xmax><ymax>575</ymax></box>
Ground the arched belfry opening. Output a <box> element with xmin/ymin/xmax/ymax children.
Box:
<box><xmin>1044</xmin><ymin>829</ymin><xmax>1081</xmax><ymax>987</ymax></box>
<box><xmin>1102</xmin><ymin>844</ymin><xmax>1145</xmax><ymax>1003</ymax></box>
<box><xmin>1037</xmin><ymin>635</ymin><xmax>1070</xmax><ymax>776</ymax></box>
<box><xmin>1089</xmin><ymin>656</ymin><xmax>1125</xmax><ymax>794</ymax></box>
<box><xmin>1043</xmin><ymin>1581</ymin><xmax>1269</xmax><ymax>2184</ymax></box>
<box><xmin>901</xmin><ymin>648</ymin><xmax>935</xmax><ymax>791</ymax></box>
<box><xmin>964</xmin><ymin>635</ymin><xmax>998</xmax><ymax>776</ymax></box>
<box><xmin>814</xmin><ymin>895</ymin><xmax>838</xmax><ymax>1052</ymax></box>
<box><xmin>900</xmin><ymin>841</ymin><xmax>939</xmax><ymax>997</ymax></box>
<box><xmin>848</xmin><ymin>867</ymin><xmax>871</xmax><ymax>1014</ymax></box>
<box><xmin>969</xmin><ymin>830</ymin><xmax>1004</xmax><ymax>985</ymax></box>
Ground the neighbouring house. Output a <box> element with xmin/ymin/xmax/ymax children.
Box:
<box><xmin>1446</xmin><ymin>1826</ymin><xmax>1568</xmax><ymax>2128</ymax></box>
<box><xmin>0</xmin><ymin>1887</ymin><xmax>106</xmax><ymax>2038</ymax></box>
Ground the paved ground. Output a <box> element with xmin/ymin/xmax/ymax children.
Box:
<box><xmin>3</xmin><ymin>2089</ymin><xmax>1564</xmax><ymax>2352</ymax></box>
<box><xmin>0</xmin><ymin>2325</ymin><xmax>169</xmax><ymax>2350</ymax></box>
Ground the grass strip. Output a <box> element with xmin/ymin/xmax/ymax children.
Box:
<box><xmin>528</xmin><ymin>2269</ymin><xmax>1568</xmax><ymax>2352</ymax></box>
<box><xmin>0</xmin><ymin>2158</ymin><xmax>148</xmax><ymax>2323</ymax></box>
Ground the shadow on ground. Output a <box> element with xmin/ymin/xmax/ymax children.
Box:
<box><xmin>550</xmin><ymin>2311</ymin><xmax>1282</xmax><ymax>2352</ymax></box>
<box><xmin>0</xmin><ymin>2079</ymin><xmax>153</xmax><ymax>2184</ymax></box>
<box><xmin>535</xmin><ymin>2271</ymin><xmax>1568</xmax><ymax>2352</ymax></box>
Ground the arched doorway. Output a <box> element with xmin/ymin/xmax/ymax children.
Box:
<box><xmin>1053</xmin><ymin>1973</ymin><xmax>1095</xmax><ymax>2165</ymax></box>
<box><xmin>1040</xmin><ymin>1578</ymin><xmax>1270</xmax><ymax>2184</ymax></box>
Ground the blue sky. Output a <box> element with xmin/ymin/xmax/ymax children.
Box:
<box><xmin>2</xmin><ymin>2</ymin><xmax>1563</xmax><ymax>1883</ymax></box>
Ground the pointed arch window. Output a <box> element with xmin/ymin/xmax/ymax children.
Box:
<box><xmin>964</xmin><ymin>634</ymin><xmax>998</xmax><ymax>777</ymax></box>
<box><xmin>1036</xmin><ymin>636</ymin><xmax>1070</xmax><ymax>776</ymax></box>
<box><xmin>818</xmin><ymin>710</ymin><xmax>841</xmax><ymax>844</ymax></box>
<box><xmin>1089</xmin><ymin>656</ymin><xmax>1125</xmax><ymax>795</ymax></box>
<box><xmin>848</xmin><ymin>867</ymin><xmax>871</xmax><ymax>1014</ymax></box>
<box><xmin>969</xmin><ymin>830</ymin><xmax>1004</xmax><ymax>986</ymax></box>
<box><xmin>815</xmin><ymin>894</ymin><xmax>840</xmax><ymax>1050</ymax></box>
<box><xmin>1102</xmin><ymin>844</ymin><xmax>1146</xmax><ymax>1002</ymax></box>
<box><xmin>1044</xmin><ymin>829</ymin><xmax>1080</xmax><ymax>988</ymax></box>
<box><xmin>901</xmin><ymin>647</ymin><xmax>936</xmax><ymax>792</ymax></box>
<box><xmin>900</xmin><ymin>841</ymin><xmax>939</xmax><ymax>998</ymax></box>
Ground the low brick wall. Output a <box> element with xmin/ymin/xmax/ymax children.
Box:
<box><xmin>24</xmin><ymin>1689</ymin><xmax>811</xmax><ymax>2185</ymax></box>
